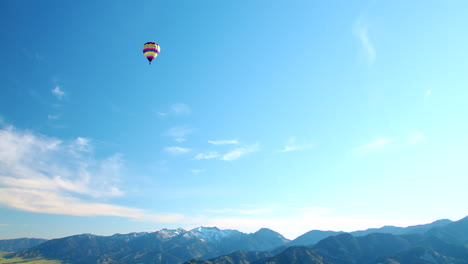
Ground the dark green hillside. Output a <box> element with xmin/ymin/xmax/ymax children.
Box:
<box><xmin>15</xmin><ymin>228</ymin><xmax>289</xmax><ymax>264</ymax></box>
<box><xmin>257</xmin><ymin>246</ymin><xmax>336</xmax><ymax>264</ymax></box>
<box><xmin>185</xmin><ymin>251</ymin><xmax>273</xmax><ymax>264</ymax></box>
<box><xmin>287</xmin><ymin>231</ymin><xmax>344</xmax><ymax>247</ymax></box>
<box><xmin>0</xmin><ymin>239</ymin><xmax>47</xmax><ymax>252</ymax></box>
<box><xmin>312</xmin><ymin>233</ymin><xmax>411</xmax><ymax>263</ymax></box>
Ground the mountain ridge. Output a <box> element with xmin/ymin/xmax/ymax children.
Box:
<box><xmin>2</xmin><ymin>216</ymin><xmax>467</xmax><ymax>264</ymax></box>
<box><xmin>185</xmin><ymin>215</ymin><xmax>468</xmax><ymax>264</ymax></box>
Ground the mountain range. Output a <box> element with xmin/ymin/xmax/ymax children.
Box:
<box><xmin>1</xmin><ymin>215</ymin><xmax>467</xmax><ymax>264</ymax></box>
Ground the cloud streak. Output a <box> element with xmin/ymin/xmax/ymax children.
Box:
<box><xmin>47</xmin><ymin>114</ymin><xmax>60</xmax><ymax>120</ymax></box>
<box><xmin>164</xmin><ymin>126</ymin><xmax>193</xmax><ymax>142</ymax></box>
<box><xmin>208</xmin><ymin>139</ymin><xmax>239</xmax><ymax>145</ymax></box>
<box><xmin>157</xmin><ymin>103</ymin><xmax>191</xmax><ymax>118</ymax></box>
<box><xmin>280</xmin><ymin>138</ymin><xmax>314</xmax><ymax>153</ymax></box>
<box><xmin>194</xmin><ymin>141</ymin><xmax>259</xmax><ymax>161</ymax></box>
<box><xmin>353</xmin><ymin>137</ymin><xmax>392</xmax><ymax>155</ymax></box>
<box><xmin>194</xmin><ymin>152</ymin><xmax>220</xmax><ymax>160</ymax></box>
<box><xmin>170</xmin><ymin>103</ymin><xmax>191</xmax><ymax>116</ymax></box>
<box><xmin>221</xmin><ymin>143</ymin><xmax>260</xmax><ymax>161</ymax></box>
<box><xmin>353</xmin><ymin>19</ymin><xmax>376</xmax><ymax>64</ymax></box>
<box><xmin>165</xmin><ymin>146</ymin><xmax>191</xmax><ymax>155</ymax></box>
<box><xmin>0</xmin><ymin>124</ymin><xmax>184</xmax><ymax>224</ymax></box>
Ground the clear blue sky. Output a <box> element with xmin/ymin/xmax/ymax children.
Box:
<box><xmin>1</xmin><ymin>0</ymin><xmax>468</xmax><ymax>240</ymax></box>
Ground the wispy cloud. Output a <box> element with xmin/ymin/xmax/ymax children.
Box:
<box><xmin>0</xmin><ymin>124</ymin><xmax>193</xmax><ymax>224</ymax></box>
<box><xmin>353</xmin><ymin>18</ymin><xmax>376</xmax><ymax>64</ymax></box>
<box><xmin>194</xmin><ymin>141</ymin><xmax>260</xmax><ymax>161</ymax></box>
<box><xmin>191</xmin><ymin>169</ymin><xmax>204</xmax><ymax>175</ymax></box>
<box><xmin>164</xmin><ymin>126</ymin><xmax>193</xmax><ymax>142</ymax></box>
<box><xmin>426</xmin><ymin>89</ymin><xmax>432</xmax><ymax>96</ymax></box>
<box><xmin>47</xmin><ymin>114</ymin><xmax>60</xmax><ymax>120</ymax></box>
<box><xmin>221</xmin><ymin>143</ymin><xmax>260</xmax><ymax>161</ymax></box>
<box><xmin>170</xmin><ymin>103</ymin><xmax>191</xmax><ymax>115</ymax></box>
<box><xmin>0</xmin><ymin>126</ymin><xmax>123</xmax><ymax>198</ymax></box>
<box><xmin>208</xmin><ymin>139</ymin><xmax>239</xmax><ymax>145</ymax></box>
<box><xmin>0</xmin><ymin>187</ymin><xmax>186</xmax><ymax>224</ymax></box>
<box><xmin>157</xmin><ymin>103</ymin><xmax>191</xmax><ymax>118</ymax></box>
<box><xmin>353</xmin><ymin>137</ymin><xmax>392</xmax><ymax>155</ymax></box>
<box><xmin>51</xmin><ymin>86</ymin><xmax>65</xmax><ymax>100</ymax></box>
<box><xmin>194</xmin><ymin>152</ymin><xmax>220</xmax><ymax>160</ymax></box>
<box><xmin>165</xmin><ymin>146</ymin><xmax>191</xmax><ymax>155</ymax></box>
<box><xmin>157</xmin><ymin>112</ymin><xmax>168</xmax><ymax>118</ymax></box>
<box><xmin>280</xmin><ymin>137</ymin><xmax>314</xmax><ymax>152</ymax></box>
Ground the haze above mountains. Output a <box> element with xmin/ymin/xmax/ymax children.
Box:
<box><xmin>1</xmin><ymin>215</ymin><xmax>467</xmax><ymax>264</ymax></box>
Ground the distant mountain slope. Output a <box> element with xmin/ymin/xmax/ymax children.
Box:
<box><xmin>9</xmin><ymin>215</ymin><xmax>468</xmax><ymax>264</ymax></box>
<box><xmin>351</xmin><ymin>219</ymin><xmax>453</xmax><ymax>237</ymax></box>
<box><xmin>185</xmin><ymin>216</ymin><xmax>468</xmax><ymax>264</ymax></box>
<box><xmin>285</xmin><ymin>218</ymin><xmax>453</xmax><ymax>248</ymax></box>
<box><xmin>425</xmin><ymin>215</ymin><xmax>468</xmax><ymax>245</ymax></box>
<box><xmin>15</xmin><ymin>227</ymin><xmax>289</xmax><ymax>264</ymax></box>
<box><xmin>0</xmin><ymin>238</ymin><xmax>47</xmax><ymax>252</ymax></box>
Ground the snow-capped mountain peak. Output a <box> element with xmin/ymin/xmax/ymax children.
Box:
<box><xmin>157</xmin><ymin>228</ymin><xmax>185</xmax><ymax>239</ymax></box>
<box><xmin>188</xmin><ymin>226</ymin><xmax>241</xmax><ymax>242</ymax></box>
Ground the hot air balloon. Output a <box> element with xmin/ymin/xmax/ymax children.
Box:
<box><xmin>142</xmin><ymin>42</ymin><xmax>160</xmax><ymax>64</ymax></box>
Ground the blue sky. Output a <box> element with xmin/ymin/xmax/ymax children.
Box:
<box><xmin>1</xmin><ymin>0</ymin><xmax>468</xmax><ymax>240</ymax></box>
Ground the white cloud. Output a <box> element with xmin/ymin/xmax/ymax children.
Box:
<box><xmin>0</xmin><ymin>187</ymin><xmax>185</xmax><ymax>224</ymax></box>
<box><xmin>165</xmin><ymin>146</ymin><xmax>191</xmax><ymax>155</ymax></box>
<box><xmin>0</xmin><ymin>188</ymin><xmax>136</xmax><ymax>217</ymax></box>
<box><xmin>71</xmin><ymin>137</ymin><xmax>93</xmax><ymax>154</ymax></box>
<box><xmin>156</xmin><ymin>103</ymin><xmax>191</xmax><ymax>118</ymax></box>
<box><xmin>353</xmin><ymin>19</ymin><xmax>376</xmax><ymax>64</ymax></box>
<box><xmin>157</xmin><ymin>112</ymin><xmax>168</xmax><ymax>118</ymax></box>
<box><xmin>0</xmin><ymin>126</ymin><xmax>123</xmax><ymax>199</ymax></box>
<box><xmin>52</xmin><ymin>86</ymin><xmax>65</xmax><ymax>100</ymax></box>
<box><xmin>164</xmin><ymin>126</ymin><xmax>193</xmax><ymax>142</ymax></box>
<box><xmin>280</xmin><ymin>137</ymin><xmax>314</xmax><ymax>152</ymax></box>
<box><xmin>208</xmin><ymin>139</ymin><xmax>239</xmax><ymax>145</ymax></box>
<box><xmin>194</xmin><ymin>142</ymin><xmax>260</xmax><ymax>161</ymax></box>
<box><xmin>47</xmin><ymin>114</ymin><xmax>60</xmax><ymax>120</ymax></box>
<box><xmin>353</xmin><ymin>137</ymin><xmax>392</xmax><ymax>155</ymax></box>
<box><xmin>221</xmin><ymin>143</ymin><xmax>260</xmax><ymax>161</ymax></box>
<box><xmin>0</xmin><ymin>124</ymin><xmax>191</xmax><ymax>224</ymax></box>
<box><xmin>170</xmin><ymin>103</ymin><xmax>191</xmax><ymax>116</ymax></box>
<box><xmin>194</xmin><ymin>152</ymin><xmax>220</xmax><ymax>160</ymax></box>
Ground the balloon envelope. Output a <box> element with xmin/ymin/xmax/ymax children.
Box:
<box><xmin>143</xmin><ymin>42</ymin><xmax>160</xmax><ymax>64</ymax></box>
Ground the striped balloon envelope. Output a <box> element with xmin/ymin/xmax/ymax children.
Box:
<box><xmin>142</xmin><ymin>42</ymin><xmax>160</xmax><ymax>64</ymax></box>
